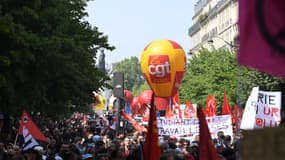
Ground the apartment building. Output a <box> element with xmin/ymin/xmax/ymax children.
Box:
<box><xmin>188</xmin><ymin>0</ymin><xmax>238</xmax><ymax>55</ymax></box>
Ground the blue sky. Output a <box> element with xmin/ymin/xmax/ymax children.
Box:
<box><xmin>86</xmin><ymin>0</ymin><xmax>195</xmax><ymax>64</ymax></box>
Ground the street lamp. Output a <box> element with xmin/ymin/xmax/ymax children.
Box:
<box><xmin>209</xmin><ymin>35</ymin><xmax>243</xmax><ymax>133</ymax></box>
<box><xmin>207</xmin><ymin>36</ymin><xmax>238</xmax><ymax>52</ymax></box>
<box><xmin>187</xmin><ymin>47</ymin><xmax>201</xmax><ymax>58</ymax></box>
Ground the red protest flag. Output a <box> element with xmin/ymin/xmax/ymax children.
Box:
<box><xmin>238</xmin><ymin>0</ymin><xmax>285</xmax><ymax>78</ymax></box>
<box><xmin>232</xmin><ymin>104</ymin><xmax>244</xmax><ymax>131</ymax></box>
<box><xmin>222</xmin><ymin>91</ymin><xmax>232</xmax><ymax>115</ymax></box>
<box><xmin>121</xmin><ymin>110</ymin><xmax>147</xmax><ymax>132</ymax></box>
<box><xmin>143</xmin><ymin>93</ymin><xmax>161</xmax><ymax>160</ymax></box>
<box><xmin>205</xmin><ymin>95</ymin><xmax>217</xmax><ymax>117</ymax></box>
<box><xmin>197</xmin><ymin>106</ymin><xmax>218</xmax><ymax>160</ymax></box>
<box><xmin>165</xmin><ymin>104</ymin><xmax>174</xmax><ymax>119</ymax></box>
<box><xmin>232</xmin><ymin>104</ymin><xmax>239</xmax><ymax>125</ymax></box>
<box><xmin>18</xmin><ymin>111</ymin><xmax>47</xmax><ymax>142</ymax></box>
<box><xmin>165</xmin><ymin>98</ymin><xmax>174</xmax><ymax>119</ymax></box>
<box><xmin>184</xmin><ymin>100</ymin><xmax>196</xmax><ymax>118</ymax></box>
<box><xmin>172</xmin><ymin>93</ymin><xmax>182</xmax><ymax>119</ymax></box>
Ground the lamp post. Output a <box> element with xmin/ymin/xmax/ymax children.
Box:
<box><xmin>208</xmin><ymin>35</ymin><xmax>243</xmax><ymax>132</ymax></box>
<box><xmin>207</xmin><ymin>36</ymin><xmax>238</xmax><ymax>53</ymax></box>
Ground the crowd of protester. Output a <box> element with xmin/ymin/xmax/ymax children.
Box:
<box><xmin>0</xmin><ymin>112</ymin><xmax>240</xmax><ymax>160</ymax></box>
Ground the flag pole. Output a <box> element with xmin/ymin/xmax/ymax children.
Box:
<box><xmin>142</xmin><ymin>93</ymin><xmax>155</xmax><ymax>160</ymax></box>
<box><xmin>143</xmin><ymin>92</ymin><xmax>161</xmax><ymax>160</ymax></box>
<box><xmin>14</xmin><ymin>133</ymin><xmax>19</xmax><ymax>147</ymax></box>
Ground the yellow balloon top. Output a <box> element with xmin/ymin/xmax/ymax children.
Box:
<box><xmin>140</xmin><ymin>40</ymin><xmax>186</xmax><ymax>97</ymax></box>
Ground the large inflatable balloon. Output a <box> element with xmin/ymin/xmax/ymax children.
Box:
<box><xmin>124</xmin><ymin>90</ymin><xmax>134</xmax><ymax>105</ymax></box>
<box><xmin>131</xmin><ymin>90</ymin><xmax>152</xmax><ymax>117</ymax></box>
<box><xmin>140</xmin><ymin>40</ymin><xmax>186</xmax><ymax>97</ymax></box>
<box><xmin>108</xmin><ymin>95</ymin><xmax>117</xmax><ymax>111</ymax></box>
<box><xmin>138</xmin><ymin>90</ymin><xmax>153</xmax><ymax>105</ymax></box>
<box><xmin>131</xmin><ymin>97</ymin><xmax>140</xmax><ymax>115</ymax></box>
<box><xmin>155</xmin><ymin>96</ymin><xmax>170</xmax><ymax>110</ymax></box>
<box><xmin>94</xmin><ymin>95</ymin><xmax>106</xmax><ymax>111</ymax></box>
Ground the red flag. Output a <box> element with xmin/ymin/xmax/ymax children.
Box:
<box><xmin>184</xmin><ymin>100</ymin><xmax>196</xmax><ymax>118</ymax></box>
<box><xmin>232</xmin><ymin>104</ymin><xmax>239</xmax><ymax>125</ymax></box>
<box><xmin>222</xmin><ymin>91</ymin><xmax>232</xmax><ymax>115</ymax></box>
<box><xmin>238</xmin><ymin>0</ymin><xmax>285</xmax><ymax>78</ymax></box>
<box><xmin>121</xmin><ymin>110</ymin><xmax>147</xmax><ymax>132</ymax></box>
<box><xmin>172</xmin><ymin>93</ymin><xmax>182</xmax><ymax>119</ymax></box>
<box><xmin>205</xmin><ymin>96</ymin><xmax>217</xmax><ymax>117</ymax></box>
<box><xmin>232</xmin><ymin>104</ymin><xmax>244</xmax><ymax>131</ymax></box>
<box><xmin>165</xmin><ymin>104</ymin><xmax>174</xmax><ymax>119</ymax></box>
<box><xmin>18</xmin><ymin>111</ymin><xmax>47</xmax><ymax>142</ymax></box>
<box><xmin>143</xmin><ymin>94</ymin><xmax>161</xmax><ymax>160</ymax></box>
<box><xmin>197</xmin><ymin>106</ymin><xmax>218</xmax><ymax>160</ymax></box>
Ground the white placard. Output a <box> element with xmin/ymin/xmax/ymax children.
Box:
<box><xmin>157</xmin><ymin>115</ymin><xmax>233</xmax><ymax>139</ymax></box>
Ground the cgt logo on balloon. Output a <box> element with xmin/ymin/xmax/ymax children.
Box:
<box><xmin>148</xmin><ymin>55</ymin><xmax>171</xmax><ymax>83</ymax></box>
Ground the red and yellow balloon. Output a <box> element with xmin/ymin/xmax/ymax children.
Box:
<box><xmin>140</xmin><ymin>39</ymin><xmax>186</xmax><ymax>97</ymax></box>
<box><xmin>155</xmin><ymin>96</ymin><xmax>170</xmax><ymax>110</ymax></box>
<box><xmin>94</xmin><ymin>95</ymin><xmax>105</xmax><ymax>111</ymax></box>
<box><xmin>138</xmin><ymin>90</ymin><xmax>153</xmax><ymax>105</ymax></box>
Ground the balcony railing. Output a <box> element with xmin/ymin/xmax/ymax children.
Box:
<box><xmin>189</xmin><ymin>0</ymin><xmax>233</xmax><ymax>36</ymax></box>
<box><xmin>194</xmin><ymin>0</ymin><xmax>211</xmax><ymax>14</ymax></box>
<box><xmin>188</xmin><ymin>22</ymin><xmax>200</xmax><ymax>36</ymax></box>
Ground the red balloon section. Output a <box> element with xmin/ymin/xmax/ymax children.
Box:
<box><xmin>131</xmin><ymin>97</ymin><xmax>139</xmax><ymax>115</ymax></box>
<box><xmin>124</xmin><ymin>90</ymin><xmax>133</xmax><ymax>105</ymax></box>
<box><xmin>136</xmin><ymin>90</ymin><xmax>170</xmax><ymax>111</ymax></box>
<box><xmin>138</xmin><ymin>90</ymin><xmax>153</xmax><ymax>105</ymax></box>
<box><xmin>155</xmin><ymin>96</ymin><xmax>170</xmax><ymax>110</ymax></box>
<box><xmin>130</xmin><ymin>90</ymin><xmax>170</xmax><ymax>116</ymax></box>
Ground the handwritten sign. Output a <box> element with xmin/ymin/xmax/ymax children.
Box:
<box><xmin>241</xmin><ymin>87</ymin><xmax>281</xmax><ymax>130</ymax></box>
<box><xmin>255</xmin><ymin>90</ymin><xmax>281</xmax><ymax>128</ymax></box>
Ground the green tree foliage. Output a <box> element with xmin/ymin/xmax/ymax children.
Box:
<box><xmin>180</xmin><ymin>48</ymin><xmax>284</xmax><ymax>111</ymax></box>
<box><xmin>0</xmin><ymin>14</ymin><xmax>11</xmax><ymax>88</ymax></box>
<box><xmin>0</xmin><ymin>0</ymin><xmax>114</xmax><ymax>117</ymax></box>
<box><xmin>113</xmin><ymin>56</ymin><xmax>145</xmax><ymax>92</ymax></box>
<box><xmin>132</xmin><ymin>81</ymin><xmax>149</xmax><ymax>97</ymax></box>
<box><xmin>237</xmin><ymin>66</ymin><xmax>285</xmax><ymax>107</ymax></box>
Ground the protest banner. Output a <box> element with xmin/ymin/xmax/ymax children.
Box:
<box><xmin>255</xmin><ymin>90</ymin><xmax>281</xmax><ymax>128</ymax></box>
<box><xmin>157</xmin><ymin>115</ymin><xmax>233</xmax><ymax>139</ymax></box>
<box><xmin>240</xmin><ymin>87</ymin><xmax>259</xmax><ymax>130</ymax></box>
<box><xmin>241</xmin><ymin>87</ymin><xmax>281</xmax><ymax>130</ymax></box>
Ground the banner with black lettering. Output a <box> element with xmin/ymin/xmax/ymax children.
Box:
<box><xmin>157</xmin><ymin>115</ymin><xmax>233</xmax><ymax>138</ymax></box>
<box><xmin>241</xmin><ymin>87</ymin><xmax>282</xmax><ymax>130</ymax></box>
<box><xmin>255</xmin><ymin>90</ymin><xmax>281</xmax><ymax>128</ymax></box>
